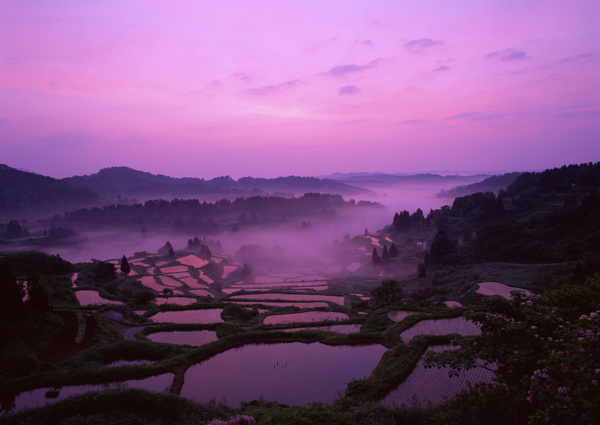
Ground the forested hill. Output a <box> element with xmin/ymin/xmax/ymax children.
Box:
<box><xmin>0</xmin><ymin>164</ymin><xmax>98</xmax><ymax>219</ymax></box>
<box><xmin>437</xmin><ymin>172</ymin><xmax>521</xmax><ymax>198</ymax></box>
<box><xmin>392</xmin><ymin>162</ymin><xmax>600</xmax><ymax>274</ymax></box>
<box><xmin>62</xmin><ymin>167</ymin><xmax>367</xmax><ymax>199</ymax></box>
<box><xmin>54</xmin><ymin>193</ymin><xmax>381</xmax><ymax>232</ymax></box>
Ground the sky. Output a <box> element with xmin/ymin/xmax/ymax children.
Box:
<box><xmin>1</xmin><ymin>0</ymin><xmax>599</xmax><ymax>179</ymax></box>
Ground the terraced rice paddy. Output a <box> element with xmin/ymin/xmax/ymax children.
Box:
<box><xmin>150</xmin><ymin>309</ymin><xmax>224</xmax><ymax>324</ymax></box>
<box><xmin>381</xmin><ymin>345</ymin><xmax>495</xmax><ymax>407</ymax></box>
<box><xmin>197</xmin><ymin>271</ymin><xmax>214</xmax><ymax>284</ymax></box>
<box><xmin>179</xmin><ymin>277</ymin><xmax>208</xmax><ymax>289</ymax></box>
<box><xmin>75</xmin><ymin>290</ymin><xmax>123</xmax><ymax>306</ymax></box>
<box><xmin>264</xmin><ymin>311</ymin><xmax>349</xmax><ymax>325</ymax></box>
<box><xmin>156</xmin><ymin>275</ymin><xmax>182</xmax><ymax>287</ymax></box>
<box><xmin>222</xmin><ymin>265</ymin><xmax>238</xmax><ymax>278</ymax></box>
<box><xmin>347</xmin><ymin>262</ymin><xmax>362</xmax><ymax>272</ymax></box>
<box><xmin>476</xmin><ymin>282</ymin><xmax>532</xmax><ymax>299</ymax></box>
<box><xmin>11</xmin><ymin>374</ymin><xmax>174</xmax><ymax>412</ymax></box>
<box><xmin>139</xmin><ymin>276</ymin><xmax>165</xmax><ymax>292</ymax></box>
<box><xmin>230</xmin><ymin>293</ymin><xmax>345</xmax><ymax>306</ymax></box>
<box><xmin>177</xmin><ymin>255</ymin><xmax>209</xmax><ymax>268</ymax></box>
<box><xmin>160</xmin><ymin>265</ymin><xmax>188</xmax><ymax>274</ymax></box>
<box><xmin>179</xmin><ymin>342</ymin><xmax>386</xmax><ymax>406</ymax></box>
<box><xmin>387</xmin><ymin>310</ymin><xmax>419</xmax><ymax>322</ymax></box>
<box><xmin>147</xmin><ymin>330</ymin><xmax>218</xmax><ymax>346</ymax></box>
<box><xmin>230</xmin><ymin>301</ymin><xmax>330</xmax><ymax>308</ymax></box>
<box><xmin>400</xmin><ymin>318</ymin><xmax>481</xmax><ymax>343</ymax></box>
<box><xmin>278</xmin><ymin>324</ymin><xmax>362</xmax><ymax>334</ymax></box>
<box><xmin>154</xmin><ymin>297</ymin><xmax>198</xmax><ymax>306</ymax></box>
<box><xmin>188</xmin><ymin>289</ymin><xmax>213</xmax><ymax>298</ymax></box>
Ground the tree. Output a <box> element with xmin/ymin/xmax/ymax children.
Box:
<box><xmin>425</xmin><ymin>277</ymin><xmax>600</xmax><ymax>424</ymax></box>
<box><xmin>371</xmin><ymin>248</ymin><xmax>381</xmax><ymax>265</ymax></box>
<box><xmin>26</xmin><ymin>272</ymin><xmax>50</xmax><ymax>314</ymax></box>
<box><xmin>168</xmin><ymin>247</ymin><xmax>175</xmax><ymax>259</ymax></box>
<box><xmin>388</xmin><ymin>243</ymin><xmax>399</xmax><ymax>258</ymax></box>
<box><xmin>5</xmin><ymin>219</ymin><xmax>26</xmax><ymax>239</ymax></box>
<box><xmin>0</xmin><ymin>263</ymin><xmax>26</xmax><ymax>320</ymax></box>
<box><xmin>417</xmin><ymin>262</ymin><xmax>427</xmax><ymax>278</ymax></box>
<box><xmin>429</xmin><ymin>230</ymin><xmax>457</xmax><ymax>264</ymax></box>
<box><xmin>120</xmin><ymin>255</ymin><xmax>131</xmax><ymax>275</ymax></box>
<box><xmin>370</xmin><ymin>279</ymin><xmax>403</xmax><ymax>308</ymax></box>
<box><xmin>392</xmin><ymin>210</ymin><xmax>411</xmax><ymax>231</ymax></box>
<box><xmin>382</xmin><ymin>245</ymin><xmax>389</xmax><ymax>262</ymax></box>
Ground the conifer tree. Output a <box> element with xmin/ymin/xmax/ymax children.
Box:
<box><xmin>372</xmin><ymin>247</ymin><xmax>381</xmax><ymax>264</ymax></box>
<box><xmin>389</xmin><ymin>243</ymin><xmax>399</xmax><ymax>258</ymax></box>
<box><xmin>382</xmin><ymin>245</ymin><xmax>389</xmax><ymax>261</ymax></box>
<box><xmin>120</xmin><ymin>255</ymin><xmax>131</xmax><ymax>275</ymax></box>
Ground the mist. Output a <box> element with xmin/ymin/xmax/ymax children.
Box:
<box><xmin>18</xmin><ymin>177</ymin><xmax>484</xmax><ymax>280</ymax></box>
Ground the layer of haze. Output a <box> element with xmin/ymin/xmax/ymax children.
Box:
<box><xmin>1</xmin><ymin>0</ymin><xmax>599</xmax><ymax>179</ymax></box>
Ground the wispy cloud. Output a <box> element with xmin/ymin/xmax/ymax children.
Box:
<box><xmin>233</xmin><ymin>72</ymin><xmax>252</xmax><ymax>82</ymax></box>
<box><xmin>326</xmin><ymin>59</ymin><xmax>380</xmax><ymax>76</ymax></box>
<box><xmin>447</xmin><ymin>111</ymin><xmax>506</xmax><ymax>121</ymax></box>
<box><xmin>485</xmin><ymin>49</ymin><xmax>529</xmax><ymax>61</ymax></box>
<box><xmin>401</xmin><ymin>119</ymin><xmax>424</xmax><ymax>124</ymax></box>
<box><xmin>338</xmin><ymin>85</ymin><xmax>361</xmax><ymax>95</ymax></box>
<box><xmin>433</xmin><ymin>65</ymin><xmax>450</xmax><ymax>72</ymax></box>
<box><xmin>245</xmin><ymin>79</ymin><xmax>302</xmax><ymax>96</ymax></box>
<box><xmin>404</xmin><ymin>38</ymin><xmax>443</xmax><ymax>54</ymax></box>
<box><xmin>557</xmin><ymin>53</ymin><xmax>595</xmax><ymax>64</ymax></box>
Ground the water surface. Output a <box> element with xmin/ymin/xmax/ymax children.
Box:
<box><xmin>180</xmin><ymin>342</ymin><xmax>386</xmax><ymax>406</ymax></box>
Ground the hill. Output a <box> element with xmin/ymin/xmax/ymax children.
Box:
<box><xmin>436</xmin><ymin>172</ymin><xmax>521</xmax><ymax>198</ymax></box>
<box><xmin>62</xmin><ymin>167</ymin><xmax>367</xmax><ymax>199</ymax></box>
<box><xmin>0</xmin><ymin>164</ymin><xmax>98</xmax><ymax>220</ymax></box>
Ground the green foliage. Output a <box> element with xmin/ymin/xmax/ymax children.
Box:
<box><xmin>428</xmin><ymin>230</ymin><xmax>458</xmax><ymax>265</ymax></box>
<box><xmin>0</xmin><ymin>263</ymin><xmax>26</xmax><ymax>321</ymax></box>
<box><xmin>221</xmin><ymin>304</ymin><xmax>258</xmax><ymax>324</ymax></box>
<box><xmin>369</xmin><ymin>279</ymin><xmax>403</xmax><ymax>308</ymax></box>
<box><xmin>425</xmin><ymin>278</ymin><xmax>600</xmax><ymax>423</ymax></box>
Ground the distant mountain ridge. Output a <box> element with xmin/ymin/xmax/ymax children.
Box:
<box><xmin>0</xmin><ymin>164</ymin><xmax>98</xmax><ymax>219</ymax></box>
<box><xmin>437</xmin><ymin>172</ymin><xmax>521</xmax><ymax>198</ymax></box>
<box><xmin>319</xmin><ymin>171</ymin><xmax>490</xmax><ymax>186</ymax></box>
<box><xmin>62</xmin><ymin>166</ymin><xmax>368</xmax><ymax>199</ymax></box>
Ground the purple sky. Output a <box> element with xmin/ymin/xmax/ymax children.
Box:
<box><xmin>1</xmin><ymin>0</ymin><xmax>599</xmax><ymax>179</ymax></box>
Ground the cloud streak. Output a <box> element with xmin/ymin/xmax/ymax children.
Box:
<box><xmin>245</xmin><ymin>79</ymin><xmax>302</xmax><ymax>96</ymax></box>
<box><xmin>485</xmin><ymin>49</ymin><xmax>529</xmax><ymax>61</ymax></box>
<box><xmin>404</xmin><ymin>38</ymin><xmax>443</xmax><ymax>54</ymax></box>
<box><xmin>326</xmin><ymin>59</ymin><xmax>380</xmax><ymax>76</ymax></box>
<box><xmin>338</xmin><ymin>85</ymin><xmax>360</xmax><ymax>95</ymax></box>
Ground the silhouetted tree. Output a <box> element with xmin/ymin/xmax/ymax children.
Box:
<box><xmin>120</xmin><ymin>255</ymin><xmax>131</xmax><ymax>275</ymax></box>
<box><xmin>389</xmin><ymin>243</ymin><xmax>399</xmax><ymax>258</ymax></box>
<box><xmin>372</xmin><ymin>248</ymin><xmax>381</xmax><ymax>265</ymax></box>
<box><xmin>168</xmin><ymin>247</ymin><xmax>175</xmax><ymax>259</ymax></box>
<box><xmin>26</xmin><ymin>272</ymin><xmax>50</xmax><ymax>314</ymax></box>
<box><xmin>393</xmin><ymin>210</ymin><xmax>411</xmax><ymax>231</ymax></box>
<box><xmin>382</xmin><ymin>245</ymin><xmax>389</xmax><ymax>262</ymax></box>
<box><xmin>417</xmin><ymin>262</ymin><xmax>427</xmax><ymax>278</ymax></box>
<box><xmin>429</xmin><ymin>230</ymin><xmax>458</xmax><ymax>264</ymax></box>
<box><xmin>370</xmin><ymin>279</ymin><xmax>403</xmax><ymax>308</ymax></box>
<box><xmin>241</xmin><ymin>263</ymin><xmax>254</xmax><ymax>281</ymax></box>
<box><xmin>5</xmin><ymin>219</ymin><xmax>27</xmax><ymax>239</ymax></box>
<box><xmin>364</xmin><ymin>228</ymin><xmax>369</xmax><ymax>236</ymax></box>
<box><xmin>0</xmin><ymin>263</ymin><xmax>26</xmax><ymax>320</ymax></box>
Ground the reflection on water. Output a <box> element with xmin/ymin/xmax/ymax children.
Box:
<box><xmin>180</xmin><ymin>342</ymin><xmax>387</xmax><ymax>406</ymax></box>
<box><xmin>264</xmin><ymin>311</ymin><xmax>349</xmax><ymax>325</ymax></box>
<box><xmin>400</xmin><ymin>317</ymin><xmax>481</xmax><ymax>343</ymax></box>
<box><xmin>150</xmin><ymin>309</ymin><xmax>224</xmax><ymax>324</ymax></box>
<box><xmin>8</xmin><ymin>374</ymin><xmax>174</xmax><ymax>413</ymax></box>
